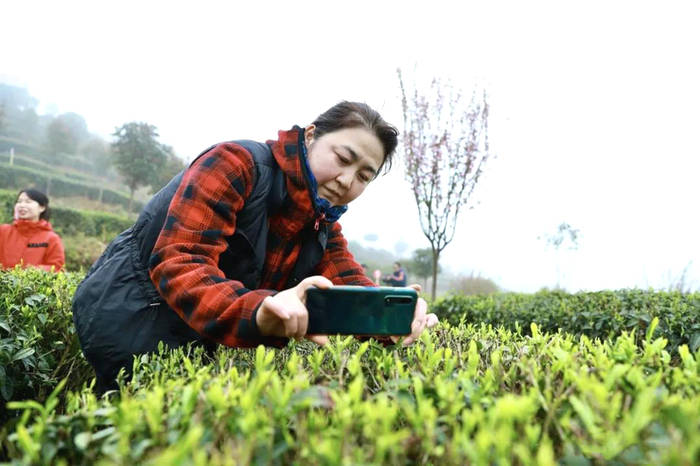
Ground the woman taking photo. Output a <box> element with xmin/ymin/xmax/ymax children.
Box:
<box><xmin>0</xmin><ymin>189</ymin><xmax>65</xmax><ymax>271</ymax></box>
<box><xmin>73</xmin><ymin>101</ymin><xmax>438</xmax><ymax>392</ymax></box>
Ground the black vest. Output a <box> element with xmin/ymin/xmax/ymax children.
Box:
<box><xmin>141</xmin><ymin>140</ymin><xmax>328</xmax><ymax>292</ymax></box>
<box><xmin>72</xmin><ymin>140</ymin><xmax>328</xmax><ymax>390</ymax></box>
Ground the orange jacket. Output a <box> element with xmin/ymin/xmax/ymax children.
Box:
<box><xmin>0</xmin><ymin>219</ymin><xmax>65</xmax><ymax>271</ymax></box>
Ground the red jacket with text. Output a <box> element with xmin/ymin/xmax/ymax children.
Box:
<box><xmin>0</xmin><ymin>219</ymin><xmax>65</xmax><ymax>271</ymax></box>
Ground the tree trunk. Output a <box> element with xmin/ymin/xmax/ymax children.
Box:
<box><xmin>431</xmin><ymin>250</ymin><xmax>440</xmax><ymax>301</ymax></box>
<box><xmin>128</xmin><ymin>187</ymin><xmax>134</xmax><ymax>213</ymax></box>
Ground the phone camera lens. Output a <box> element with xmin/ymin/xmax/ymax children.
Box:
<box><xmin>385</xmin><ymin>296</ymin><xmax>413</xmax><ymax>305</ymax></box>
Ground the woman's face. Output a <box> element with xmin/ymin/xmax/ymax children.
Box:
<box><xmin>305</xmin><ymin>125</ymin><xmax>384</xmax><ymax>206</ymax></box>
<box><xmin>15</xmin><ymin>192</ymin><xmax>45</xmax><ymax>222</ymax></box>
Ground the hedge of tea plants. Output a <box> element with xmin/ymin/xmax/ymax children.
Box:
<box><xmin>432</xmin><ymin>290</ymin><xmax>700</xmax><ymax>354</ymax></box>
<box><xmin>0</xmin><ymin>269</ymin><xmax>91</xmax><ymax>412</ymax></box>
<box><xmin>1</xmin><ymin>268</ymin><xmax>699</xmax><ymax>464</ymax></box>
<box><xmin>0</xmin><ymin>163</ymin><xmax>143</xmax><ymax>212</ymax></box>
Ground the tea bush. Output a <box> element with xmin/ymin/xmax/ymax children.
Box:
<box><xmin>0</xmin><ymin>164</ymin><xmax>143</xmax><ymax>212</ymax></box>
<box><xmin>0</xmin><ymin>269</ymin><xmax>90</xmax><ymax>419</ymax></box>
<box><xmin>432</xmin><ymin>290</ymin><xmax>700</xmax><ymax>354</ymax></box>
<box><xmin>61</xmin><ymin>234</ymin><xmax>107</xmax><ymax>272</ymax></box>
<box><xmin>3</xmin><ymin>325</ymin><xmax>699</xmax><ymax>464</ymax></box>
<box><xmin>1</xmin><ymin>268</ymin><xmax>699</xmax><ymax>464</ymax></box>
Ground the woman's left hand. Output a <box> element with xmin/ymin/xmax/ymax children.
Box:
<box><xmin>390</xmin><ymin>284</ymin><xmax>439</xmax><ymax>346</ymax></box>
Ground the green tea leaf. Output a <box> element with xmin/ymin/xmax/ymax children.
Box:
<box><xmin>12</xmin><ymin>347</ymin><xmax>35</xmax><ymax>362</ymax></box>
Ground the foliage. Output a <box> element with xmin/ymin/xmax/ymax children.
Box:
<box><xmin>0</xmin><ymin>84</ymin><xmax>40</xmax><ymax>141</ymax></box>
<box><xmin>0</xmin><ymin>164</ymin><xmax>144</xmax><ymax>212</ymax></box>
<box><xmin>111</xmin><ymin>122</ymin><xmax>167</xmax><ymax>211</ymax></box>
<box><xmin>149</xmin><ymin>144</ymin><xmax>186</xmax><ymax>194</ymax></box>
<box><xmin>61</xmin><ymin>234</ymin><xmax>107</xmax><ymax>272</ymax></box>
<box><xmin>432</xmin><ymin>289</ymin><xmax>700</xmax><ymax>354</ymax></box>
<box><xmin>45</xmin><ymin>118</ymin><xmax>78</xmax><ymax>157</ymax></box>
<box><xmin>347</xmin><ymin>240</ymin><xmax>400</xmax><ymax>278</ymax></box>
<box><xmin>0</xmin><ymin>269</ymin><xmax>90</xmax><ymax>422</ymax></box>
<box><xmin>2</xmin><ymin>267</ymin><xmax>700</xmax><ymax>463</ymax></box>
<box><xmin>51</xmin><ymin>196</ymin><xmax>134</xmax><ymax>219</ymax></box>
<box><xmin>0</xmin><ymin>83</ymin><xmax>135</xmax><ymax>197</ymax></box>
<box><xmin>405</xmin><ymin>248</ymin><xmax>440</xmax><ymax>286</ymax></box>
<box><xmin>397</xmin><ymin>69</ymin><xmax>490</xmax><ymax>300</ymax></box>
<box><xmin>2</xmin><ymin>323</ymin><xmax>700</xmax><ymax>464</ymax></box>
<box><xmin>448</xmin><ymin>273</ymin><xmax>499</xmax><ymax>295</ymax></box>
<box><xmin>539</xmin><ymin>222</ymin><xmax>581</xmax><ymax>251</ymax></box>
<box><xmin>0</xmin><ymin>270</ymin><xmax>700</xmax><ymax>464</ymax></box>
<box><xmin>79</xmin><ymin>137</ymin><xmax>113</xmax><ymax>177</ymax></box>
<box><xmin>0</xmin><ymin>137</ymin><xmax>41</xmax><ymax>157</ymax></box>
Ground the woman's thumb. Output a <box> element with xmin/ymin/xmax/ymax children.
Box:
<box><xmin>299</xmin><ymin>275</ymin><xmax>334</xmax><ymax>291</ymax></box>
<box><xmin>297</xmin><ymin>275</ymin><xmax>333</xmax><ymax>301</ymax></box>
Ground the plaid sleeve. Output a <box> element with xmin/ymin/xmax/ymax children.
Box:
<box><xmin>149</xmin><ymin>143</ymin><xmax>286</xmax><ymax>348</ymax></box>
<box><xmin>314</xmin><ymin>221</ymin><xmax>376</xmax><ymax>286</ymax></box>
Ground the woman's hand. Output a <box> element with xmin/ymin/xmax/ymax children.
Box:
<box><xmin>256</xmin><ymin>275</ymin><xmax>332</xmax><ymax>345</ymax></box>
<box><xmin>390</xmin><ymin>284</ymin><xmax>439</xmax><ymax>346</ymax></box>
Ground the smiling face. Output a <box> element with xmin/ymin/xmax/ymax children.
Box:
<box><xmin>304</xmin><ymin>125</ymin><xmax>384</xmax><ymax>206</ymax></box>
<box><xmin>15</xmin><ymin>192</ymin><xmax>46</xmax><ymax>222</ymax></box>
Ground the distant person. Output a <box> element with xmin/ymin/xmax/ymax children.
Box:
<box><xmin>0</xmin><ymin>189</ymin><xmax>65</xmax><ymax>271</ymax></box>
<box><xmin>383</xmin><ymin>261</ymin><xmax>407</xmax><ymax>287</ymax></box>
<box><xmin>373</xmin><ymin>268</ymin><xmax>381</xmax><ymax>284</ymax></box>
<box><xmin>72</xmin><ymin>101</ymin><xmax>439</xmax><ymax>392</ymax></box>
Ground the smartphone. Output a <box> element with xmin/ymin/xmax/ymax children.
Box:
<box><xmin>305</xmin><ymin>286</ymin><xmax>417</xmax><ymax>335</ymax></box>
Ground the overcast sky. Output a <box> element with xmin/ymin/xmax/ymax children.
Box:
<box><xmin>3</xmin><ymin>0</ymin><xmax>699</xmax><ymax>292</ymax></box>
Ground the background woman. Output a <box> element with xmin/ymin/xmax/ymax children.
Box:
<box><xmin>0</xmin><ymin>189</ymin><xmax>65</xmax><ymax>271</ymax></box>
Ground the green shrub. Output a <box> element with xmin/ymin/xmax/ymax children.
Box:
<box><xmin>448</xmin><ymin>273</ymin><xmax>500</xmax><ymax>295</ymax></box>
<box><xmin>0</xmin><ymin>152</ymin><xmax>57</xmax><ymax>175</ymax></box>
<box><xmin>0</xmin><ymin>163</ymin><xmax>143</xmax><ymax>212</ymax></box>
<box><xmin>0</xmin><ymin>269</ymin><xmax>90</xmax><ymax>420</ymax></box>
<box><xmin>432</xmin><ymin>289</ymin><xmax>700</xmax><ymax>354</ymax></box>
<box><xmin>3</xmin><ymin>324</ymin><xmax>699</xmax><ymax>464</ymax></box>
<box><xmin>0</xmin><ymin>137</ymin><xmax>42</xmax><ymax>157</ymax></box>
<box><xmin>62</xmin><ymin>234</ymin><xmax>107</xmax><ymax>271</ymax></box>
<box><xmin>2</xmin><ymin>269</ymin><xmax>699</xmax><ymax>464</ymax></box>
<box><xmin>48</xmin><ymin>208</ymin><xmax>131</xmax><ymax>241</ymax></box>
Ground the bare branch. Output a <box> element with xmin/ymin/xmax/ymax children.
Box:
<box><xmin>397</xmin><ymin>68</ymin><xmax>491</xmax><ymax>299</ymax></box>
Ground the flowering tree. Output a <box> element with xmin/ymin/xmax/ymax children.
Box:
<box><xmin>538</xmin><ymin>222</ymin><xmax>581</xmax><ymax>289</ymax></box>
<box><xmin>398</xmin><ymin>69</ymin><xmax>490</xmax><ymax>300</ymax></box>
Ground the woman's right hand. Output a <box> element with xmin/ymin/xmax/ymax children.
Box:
<box><xmin>256</xmin><ymin>276</ymin><xmax>333</xmax><ymax>344</ymax></box>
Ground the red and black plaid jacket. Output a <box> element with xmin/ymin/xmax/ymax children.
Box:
<box><xmin>149</xmin><ymin>127</ymin><xmax>373</xmax><ymax>348</ymax></box>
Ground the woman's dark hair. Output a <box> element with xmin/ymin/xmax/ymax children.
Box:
<box><xmin>312</xmin><ymin>101</ymin><xmax>399</xmax><ymax>174</ymax></box>
<box><xmin>17</xmin><ymin>188</ymin><xmax>51</xmax><ymax>220</ymax></box>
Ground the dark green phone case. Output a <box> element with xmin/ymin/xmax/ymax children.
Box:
<box><xmin>305</xmin><ymin>286</ymin><xmax>416</xmax><ymax>335</ymax></box>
